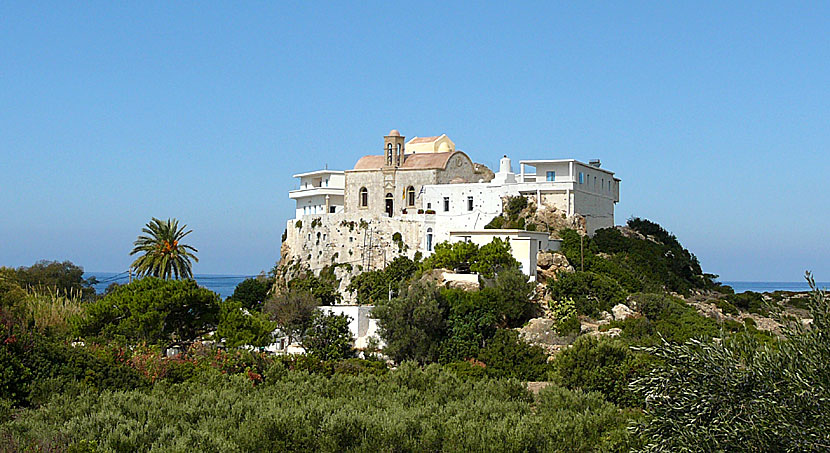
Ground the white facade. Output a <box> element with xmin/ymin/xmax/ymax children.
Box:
<box><xmin>317</xmin><ymin>305</ymin><xmax>383</xmax><ymax>349</ymax></box>
<box><xmin>289</xmin><ymin>170</ymin><xmax>346</xmax><ymax>218</ymax></box>
<box><xmin>422</xmin><ymin>157</ymin><xmax>620</xmax><ymax>236</ymax></box>
<box><xmin>449</xmin><ymin>229</ymin><xmax>561</xmax><ymax>280</ymax></box>
<box><xmin>282</xmin><ymin>133</ymin><xmax>620</xmax><ymax>287</ymax></box>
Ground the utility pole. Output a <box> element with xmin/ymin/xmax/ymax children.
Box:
<box><xmin>580</xmin><ymin>234</ymin><xmax>584</xmax><ymax>272</ymax></box>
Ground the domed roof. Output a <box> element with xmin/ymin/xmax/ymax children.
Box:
<box><xmin>388</xmin><ymin>129</ymin><xmax>401</xmax><ymax>137</ymax></box>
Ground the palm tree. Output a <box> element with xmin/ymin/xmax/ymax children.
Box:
<box><xmin>130</xmin><ymin>218</ymin><xmax>199</xmax><ymax>280</ymax></box>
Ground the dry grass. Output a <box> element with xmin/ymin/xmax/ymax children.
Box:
<box><xmin>21</xmin><ymin>286</ymin><xmax>85</xmax><ymax>337</ymax></box>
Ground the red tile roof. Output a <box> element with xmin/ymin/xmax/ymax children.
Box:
<box><xmin>408</xmin><ymin>135</ymin><xmax>443</xmax><ymax>144</ymax></box>
<box><xmin>352</xmin><ymin>152</ymin><xmax>457</xmax><ymax>170</ymax></box>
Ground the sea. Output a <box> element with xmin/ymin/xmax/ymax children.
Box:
<box><xmin>722</xmin><ymin>281</ymin><xmax>829</xmax><ymax>294</ymax></box>
<box><xmin>83</xmin><ymin>272</ymin><xmax>829</xmax><ymax>299</ymax></box>
<box><xmin>84</xmin><ymin>272</ymin><xmax>253</xmax><ymax>299</ymax></box>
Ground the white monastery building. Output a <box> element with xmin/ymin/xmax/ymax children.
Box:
<box><xmin>282</xmin><ymin>130</ymin><xmax>620</xmax><ymax>291</ymax></box>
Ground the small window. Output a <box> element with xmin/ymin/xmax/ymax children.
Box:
<box><xmin>329</xmin><ymin>206</ymin><xmax>336</xmax><ymax>213</ymax></box>
<box><xmin>407</xmin><ymin>186</ymin><xmax>416</xmax><ymax>207</ymax></box>
<box><xmin>594</xmin><ymin>176</ymin><xmax>597</xmax><ymax>188</ymax></box>
<box><xmin>467</xmin><ymin>196</ymin><xmax>474</xmax><ymax>211</ymax></box>
<box><xmin>359</xmin><ymin>187</ymin><xmax>368</xmax><ymax>207</ymax></box>
<box><xmin>443</xmin><ymin>197</ymin><xmax>450</xmax><ymax>212</ymax></box>
<box><xmin>427</xmin><ymin>202</ymin><xmax>432</xmax><ymax>209</ymax></box>
<box><xmin>579</xmin><ymin>172</ymin><xmax>584</xmax><ymax>184</ymax></box>
<box><xmin>546</xmin><ymin>171</ymin><xmax>555</xmax><ymax>182</ymax></box>
<box><xmin>396</xmin><ymin>144</ymin><xmax>402</xmax><ymax>166</ymax></box>
<box><xmin>387</xmin><ymin>144</ymin><xmax>393</xmax><ymax>165</ymax></box>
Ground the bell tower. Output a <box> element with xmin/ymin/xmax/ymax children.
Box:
<box><xmin>384</xmin><ymin>129</ymin><xmax>406</xmax><ymax>167</ymax></box>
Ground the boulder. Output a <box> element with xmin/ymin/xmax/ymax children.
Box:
<box><xmin>536</xmin><ymin>252</ymin><xmax>574</xmax><ymax>282</ymax></box>
<box><xmin>611</xmin><ymin>304</ymin><xmax>635</xmax><ymax>321</ymax></box>
<box><xmin>518</xmin><ymin>317</ymin><xmax>576</xmax><ymax>354</ymax></box>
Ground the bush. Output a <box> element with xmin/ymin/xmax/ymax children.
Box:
<box><xmin>553</xmin><ymin>336</ymin><xmax>650</xmax><ymax>407</ymax></box>
<box><xmin>548</xmin><ymin>271</ymin><xmax>626</xmax><ymax>317</ymax></box>
<box><xmin>0</xmin><ymin>364</ymin><xmax>635</xmax><ymax>452</ymax></box>
<box><xmin>714</xmin><ymin>298</ymin><xmax>739</xmax><ymax>315</ymax></box>
<box><xmin>726</xmin><ymin>291</ymin><xmax>768</xmax><ymax>315</ymax></box>
<box><xmin>229</xmin><ymin>277</ymin><xmax>274</xmax><ymax>310</ymax></box>
<box><xmin>0</xmin><ymin>324</ymin><xmax>146</xmax><ymax>407</ymax></box>
<box><xmin>549</xmin><ymin>297</ymin><xmax>580</xmax><ymax>336</ymax></box>
<box><xmin>216</xmin><ymin>299</ymin><xmax>277</xmax><ymax>348</ymax></box>
<box><xmin>477</xmin><ymin>329</ymin><xmax>549</xmax><ymax>381</ymax></box>
<box><xmin>631</xmin><ymin>276</ymin><xmax>830</xmax><ymax>450</ymax></box>
<box><xmin>347</xmin><ymin>256</ymin><xmax>417</xmax><ymax>304</ymax></box>
<box><xmin>372</xmin><ymin>281</ymin><xmax>448</xmax><ymax>364</ymax></box>
<box><xmin>303</xmin><ymin>311</ymin><xmax>354</xmax><ymax>361</ymax></box>
<box><xmin>420</xmin><ymin>239</ymin><xmax>520</xmax><ymax>279</ymax></box>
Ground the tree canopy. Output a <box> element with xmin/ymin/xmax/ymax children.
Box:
<box><xmin>76</xmin><ymin>277</ymin><xmax>220</xmax><ymax>347</ymax></box>
<box><xmin>130</xmin><ymin>218</ymin><xmax>199</xmax><ymax>280</ymax></box>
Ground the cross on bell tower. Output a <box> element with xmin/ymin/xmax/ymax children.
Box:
<box><xmin>384</xmin><ymin>129</ymin><xmax>405</xmax><ymax>167</ymax></box>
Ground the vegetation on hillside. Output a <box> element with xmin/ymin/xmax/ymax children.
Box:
<box><xmin>0</xmin><ymin>217</ymin><xmax>825</xmax><ymax>451</ymax></box>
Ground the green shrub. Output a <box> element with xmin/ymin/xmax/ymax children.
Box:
<box><xmin>477</xmin><ymin>330</ymin><xmax>549</xmax><ymax>381</ymax></box>
<box><xmin>505</xmin><ymin>196</ymin><xmax>528</xmax><ymax>217</ymax></box>
<box><xmin>553</xmin><ymin>336</ymin><xmax>650</xmax><ymax>407</ymax></box>
<box><xmin>726</xmin><ymin>291</ymin><xmax>768</xmax><ymax>315</ymax></box>
<box><xmin>632</xmin><ymin>279</ymin><xmax>830</xmax><ymax>451</ymax></box>
<box><xmin>714</xmin><ymin>298</ymin><xmax>739</xmax><ymax>315</ymax></box>
<box><xmin>549</xmin><ymin>297</ymin><xmax>580</xmax><ymax>336</ymax></box>
<box><xmin>420</xmin><ymin>239</ymin><xmax>520</xmax><ymax>279</ymax></box>
<box><xmin>303</xmin><ymin>311</ymin><xmax>354</xmax><ymax>361</ymax></box>
<box><xmin>549</xmin><ymin>271</ymin><xmax>626</xmax><ymax>317</ymax></box>
<box><xmin>229</xmin><ymin>277</ymin><xmax>274</xmax><ymax>310</ymax></box>
<box><xmin>216</xmin><ymin>299</ymin><xmax>276</xmax><ymax>348</ymax></box>
<box><xmin>0</xmin><ymin>365</ymin><xmax>635</xmax><ymax>452</ymax></box>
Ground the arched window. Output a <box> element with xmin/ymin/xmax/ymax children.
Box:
<box><xmin>387</xmin><ymin>144</ymin><xmax>393</xmax><ymax>165</ymax></box>
<box><xmin>396</xmin><ymin>144</ymin><xmax>402</xmax><ymax>166</ymax></box>
<box><xmin>407</xmin><ymin>186</ymin><xmax>415</xmax><ymax>206</ymax></box>
<box><xmin>426</xmin><ymin>228</ymin><xmax>433</xmax><ymax>252</ymax></box>
<box><xmin>359</xmin><ymin>187</ymin><xmax>368</xmax><ymax>207</ymax></box>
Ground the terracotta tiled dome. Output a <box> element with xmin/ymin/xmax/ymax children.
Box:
<box><xmin>388</xmin><ymin>129</ymin><xmax>401</xmax><ymax>136</ymax></box>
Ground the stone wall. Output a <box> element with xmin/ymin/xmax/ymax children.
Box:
<box><xmin>283</xmin><ymin>212</ymin><xmax>426</xmax><ymax>302</ymax></box>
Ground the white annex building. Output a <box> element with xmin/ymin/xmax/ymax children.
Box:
<box><xmin>281</xmin><ymin>130</ymin><xmax>620</xmax><ymax>292</ymax></box>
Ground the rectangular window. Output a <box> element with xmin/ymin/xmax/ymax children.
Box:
<box><xmin>467</xmin><ymin>196</ymin><xmax>474</xmax><ymax>211</ymax></box>
<box><xmin>579</xmin><ymin>172</ymin><xmax>584</xmax><ymax>184</ymax></box>
<box><xmin>546</xmin><ymin>171</ymin><xmax>555</xmax><ymax>182</ymax></box>
<box><xmin>443</xmin><ymin>197</ymin><xmax>450</xmax><ymax>212</ymax></box>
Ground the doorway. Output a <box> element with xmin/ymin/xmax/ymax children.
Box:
<box><xmin>385</xmin><ymin>193</ymin><xmax>393</xmax><ymax>217</ymax></box>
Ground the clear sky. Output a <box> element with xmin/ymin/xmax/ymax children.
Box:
<box><xmin>1</xmin><ymin>2</ymin><xmax>828</xmax><ymax>281</ymax></box>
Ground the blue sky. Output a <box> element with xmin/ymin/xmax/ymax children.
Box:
<box><xmin>1</xmin><ymin>2</ymin><xmax>828</xmax><ymax>281</ymax></box>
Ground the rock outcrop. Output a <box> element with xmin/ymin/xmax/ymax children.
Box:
<box><xmin>518</xmin><ymin>317</ymin><xmax>577</xmax><ymax>355</ymax></box>
<box><xmin>537</xmin><ymin>251</ymin><xmax>574</xmax><ymax>282</ymax></box>
<box><xmin>611</xmin><ymin>304</ymin><xmax>635</xmax><ymax>321</ymax></box>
